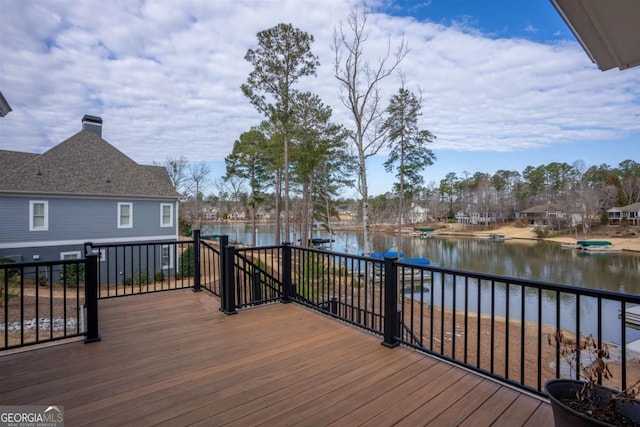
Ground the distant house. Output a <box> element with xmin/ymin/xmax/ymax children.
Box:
<box><xmin>202</xmin><ymin>206</ymin><xmax>220</xmax><ymax>221</ymax></box>
<box><xmin>608</xmin><ymin>202</ymin><xmax>640</xmax><ymax>226</ymax></box>
<box><xmin>256</xmin><ymin>207</ymin><xmax>271</xmax><ymax>221</ymax></box>
<box><xmin>455</xmin><ymin>209</ymin><xmax>497</xmax><ymax>225</ymax></box>
<box><xmin>229</xmin><ymin>210</ymin><xmax>246</xmax><ymax>220</ymax></box>
<box><xmin>518</xmin><ymin>203</ymin><xmax>566</xmax><ymax>227</ymax></box>
<box><xmin>455</xmin><ymin>211</ymin><xmax>471</xmax><ymax>224</ymax></box>
<box><xmin>405</xmin><ymin>203</ymin><xmax>429</xmax><ymax>224</ymax></box>
<box><xmin>0</xmin><ymin>115</ymin><xmax>181</xmax><ymax>264</ymax></box>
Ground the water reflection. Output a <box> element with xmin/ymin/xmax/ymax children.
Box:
<box><xmin>203</xmin><ymin>222</ymin><xmax>640</xmax><ymax>294</ymax></box>
<box><xmin>203</xmin><ymin>223</ymin><xmax>640</xmax><ymax>344</ymax></box>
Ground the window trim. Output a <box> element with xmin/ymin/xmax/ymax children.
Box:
<box><xmin>161</xmin><ymin>245</ymin><xmax>174</xmax><ymax>269</ymax></box>
<box><xmin>118</xmin><ymin>202</ymin><xmax>133</xmax><ymax>229</ymax></box>
<box><xmin>29</xmin><ymin>200</ymin><xmax>49</xmax><ymax>231</ymax></box>
<box><xmin>160</xmin><ymin>203</ymin><xmax>173</xmax><ymax>227</ymax></box>
<box><xmin>60</xmin><ymin>251</ymin><xmax>81</xmax><ymax>260</ymax></box>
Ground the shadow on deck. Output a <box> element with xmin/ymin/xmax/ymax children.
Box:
<box><xmin>0</xmin><ymin>290</ymin><xmax>551</xmax><ymax>426</ymax></box>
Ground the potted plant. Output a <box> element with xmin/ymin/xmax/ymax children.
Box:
<box><xmin>545</xmin><ymin>330</ymin><xmax>640</xmax><ymax>426</ymax></box>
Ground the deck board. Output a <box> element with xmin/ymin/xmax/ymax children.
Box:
<box><xmin>0</xmin><ymin>290</ymin><xmax>551</xmax><ymax>426</ymax></box>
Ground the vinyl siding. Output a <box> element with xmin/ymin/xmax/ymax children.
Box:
<box><xmin>0</xmin><ymin>195</ymin><xmax>177</xmax><ymax>249</ymax></box>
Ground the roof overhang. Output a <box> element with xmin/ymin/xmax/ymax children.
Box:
<box><xmin>550</xmin><ymin>0</ymin><xmax>640</xmax><ymax>71</ymax></box>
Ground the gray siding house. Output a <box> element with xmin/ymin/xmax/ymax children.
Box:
<box><xmin>608</xmin><ymin>202</ymin><xmax>640</xmax><ymax>226</ymax></box>
<box><xmin>0</xmin><ymin>115</ymin><xmax>181</xmax><ymax>264</ymax></box>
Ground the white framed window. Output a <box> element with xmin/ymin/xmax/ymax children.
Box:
<box><xmin>161</xmin><ymin>245</ymin><xmax>174</xmax><ymax>269</ymax></box>
<box><xmin>29</xmin><ymin>200</ymin><xmax>49</xmax><ymax>231</ymax></box>
<box><xmin>118</xmin><ymin>202</ymin><xmax>133</xmax><ymax>228</ymax></box>
<box><xmin>60</xmin><ymin>251</ymin><xmax>81</xmax><ymax>260</ymax></box>
<box><xmin>161</xmin><ymin>203</ymin><xmax>173</xmax><ymax>227</ymax></box>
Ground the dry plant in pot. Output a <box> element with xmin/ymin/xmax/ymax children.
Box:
<box><xmin>545</xmin><ymin>330</ymin><xmax>640</xmax><ymax>426</ymax></box>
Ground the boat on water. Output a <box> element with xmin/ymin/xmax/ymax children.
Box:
<box><xmin>477</xmin><ymin>233</ymin><xmax>512</xmax><ymax>241</ymax></box>
<box><xmin>369</xmin><ymin>251</ymin><xmax>404</xmax><ymax>259</ymax></box>
<box><xmin>412</xmin><ymin>227</ymin><xmax>435</xmax><ymax>238</ymax></box>
<box><xmin>365</xmin><ymin>251</ymin><xmax>432</xmax><ymax>283</ymax></box>
<box><xmin>309</xmin><ymin>238</ymin><xmax>334</xmax><ymax>247</ymax></box>
<box><xmin>576</xmin><ymin>240</ymin><xmax>612</xmax><ymax>247</ymax></box>
<box><xmin>575</xmin><ymin>240</ymin><xmax>621</xmax><ymax>252</ymax></box>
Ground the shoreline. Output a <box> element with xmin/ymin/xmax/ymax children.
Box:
<box><xmin>204</xmin><ymin>219</ymin><xmax>640</xmax><ymax>252</ymax></box>
<box><xmin>353</xmin><ymin>221</ymin><xmax>640</xmax><ymax>253</ymax></box>
<box><xmin>434</xmin><ymin>223</ymin><xmax>640</xmax><ymax>253</ymax></box>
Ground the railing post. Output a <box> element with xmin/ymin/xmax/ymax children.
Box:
<box><xmin>281</xmin><ymin>243</ymin><xmax>293</xmax><ymax>303</ymax></box>
<box><xmin>252</xmin><ymin>268</ymin><xmax>262</xmax><ymax>305</ymax></box>
<box><xmin>192</xmin><ymin>229</ymin><xmax>202</xmax><ymax>292</ymax></box>
<box><xmin>329</xmin><ymin>297</ymin><xmax>338</xmax><ymax>315</ymax></box>
<box><xmin>218</xmin><ymin>235</ymin><xmax>228</xmax><ymax>297</ymax></box>
<box><xmin>84</xmin><ymin>253</ymin><xmax>101</xmax><ymax>343</ymax></box>
<box><xmin>84</xmin><ymin>241</ymin><xmax>93</xmax><ymax>257</ymax></box>
<box><xmin>219</xmin><ymin>244</ymin><xmax>237</xmax><ymax>315</ymax></box>
<box><xmin>382</xmin><ymin>256</ymin><xmax>399</xmax><ymax>348</ymax></box>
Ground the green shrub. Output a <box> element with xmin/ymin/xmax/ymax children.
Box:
<box><xmin>0</xmin><ymin>257</ymin><xmax>20</xmax><ymax>303</ymax></box>
<box><xmin>155</xmin><ymin>272</ymin><xmax>165</xmax><ymax>282</ymax></box>
<box><xmin>59</xmin><ymin>263</ymin><xmax>85</xmax><ymax>286</ymax></box>
<box><xmin>135</xmin><ymin>269</ymin><xmax>150</xmax><ymax>286</ymax></box>
<box><xmin>179</xmin><ymin>217</ymin><xmax>192</xmax><ymax>237</ymax></box>
<box><xmin>177</xmin><ymin>245</ymin><xmax>194</xmax><ymax>278</ymax></box>
<box><xmin>0</xmin><ymin>256</ymin><xmax>19</xmax><ymax>280</ymax></box>
<box><xmin>533</xmin><ymin>228</ymin><xmax>549</xmax><ymax>238</ymax></box>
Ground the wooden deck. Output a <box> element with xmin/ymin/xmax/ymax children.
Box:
<box><xmin>0</xmin><ymin>290</ymin><xmax>552</xmax><ymax>426</ymax></box>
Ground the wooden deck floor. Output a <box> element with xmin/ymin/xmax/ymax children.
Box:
<box><xmin>0</xmin><ymin>290</ymin><xmax>552</xmax><ymax>426</ymax></box>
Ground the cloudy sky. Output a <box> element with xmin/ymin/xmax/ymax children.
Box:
<box><xmin>1</xmin><ymin>0</ymin><xmax>639</xmax><ymax>197</ymax></box>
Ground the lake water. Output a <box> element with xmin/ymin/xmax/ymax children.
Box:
<box><xmin>202</xmin><ymin>222</ymin><xmax>640</xmax><ymax>344</ymax></box>
<box><xmin>203</xmin><ymin>222</ymin><xmax>640</xmax><ymax>294</ymax></box>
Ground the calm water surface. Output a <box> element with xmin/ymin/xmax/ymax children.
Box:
<box><xmin>203</xmin><ymin>223</ymin><xmax>640</xmax><ymax>344</ymax></box>
<box><xmin>204</xmin><ymin>222</ymin><xmax>640</xmax><ymax>293</ymax></box>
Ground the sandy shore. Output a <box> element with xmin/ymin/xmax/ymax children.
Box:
<box><xmin>433</xmin><ymin>223</ymin><xmax>640</xmax><ymax>252</ymax></box>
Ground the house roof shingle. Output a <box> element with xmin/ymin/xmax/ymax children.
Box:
<box><xmin>0</xmin><ymin>130</ymin><xmax>180</xmax><ymax>199</ymax></box>
<box><xmin>621</xmin><ymin>202</ymin><xmax>640</xmax><ymax>212</ymax></box>
<box><xmin>520</xmin><ymin>203</ymin><xmax>561</xmax><ymax>214</ymax></box>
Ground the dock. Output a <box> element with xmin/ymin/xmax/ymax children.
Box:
<box><xmin>625</xmin><ymin>305</ymin><xmax>640</xmax><ymax>328</ymax></box>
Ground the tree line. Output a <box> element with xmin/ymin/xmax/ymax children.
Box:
<box><xmin>375</xmin><ymin>159</ymin><xmax>640</xmax><ymax>227</ymax></box>
<box><xmin>159</xmin><ymin>7</ymin><xmax>639</xmax><ymax>248</ymax></box>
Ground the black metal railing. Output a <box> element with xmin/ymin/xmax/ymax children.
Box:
<box><xmin>219</xmin><ymin>244</ymin><xmax>640</xmax><ymax>396</ymax></box>
<box><xmin>2</xmin><ymin>231</ymin><xmax>223</xmax><ymax>350</ymax></box>
<box><xmin>233</xmin><ymin>245</ymin><xmax>285</xmax><ymax>308</ymax></box>
<box><xmin>86</xmin><ymin>240</ymin><xmax>196</xmax><ymax>298</ymax></box>
<box><xmin>290</xmin><ymin>247</ymin><xmax>386</xmax><ymax>335</ymax></box>
<box><xmin>386</xmin><ymin>259</ymin><xmax>640</xmax><ymax>396</ymax></box>
<box><xmin>1</xmin><ymin>256</ymin><xmax>98</xmax><ymax>350</ymax></box>
<box><xmin>4</xmin><ymin>234</ymin><xmax>639</xmax><ymax>399</ymax></box>
<box><xmin>85</xmin><ymin>231</ymin><xmax>222</xmax><ymax>299</ymax></box>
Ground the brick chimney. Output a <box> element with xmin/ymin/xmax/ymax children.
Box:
<box><xmin>82</xmin><ymin>115</ymin><xmax>103</xmax><ymax>137</ymax></box>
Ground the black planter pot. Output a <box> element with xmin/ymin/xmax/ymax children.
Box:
<box><xmin>545</xmin><ymin>379</ymin><xmax>640</xmax><ymax>427</ymax></box>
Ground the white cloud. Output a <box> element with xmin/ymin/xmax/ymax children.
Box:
<box><xmin>1</xmin><ymin>0</ymin><xmax>639</xmax><ymax>171</ymax></box>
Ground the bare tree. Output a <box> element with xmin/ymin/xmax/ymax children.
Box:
<box><xmin>189</xmin><ymin>163</ymin><xmax>210</xmax><ymax>229</ymax></box>
<box><xmin>224</xmin><ymin>175</ymin><xmax>246</xmax><ymax>243</ymax></box>
<box><xmin>333</xmin><ymin>7</ymin><xmax>408</xmax><ymax>255</ymax></box>
<box><xmin>155</xmin><ymin>156</ymin><xmax>189</xmax><ymax>194</ymax></box>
